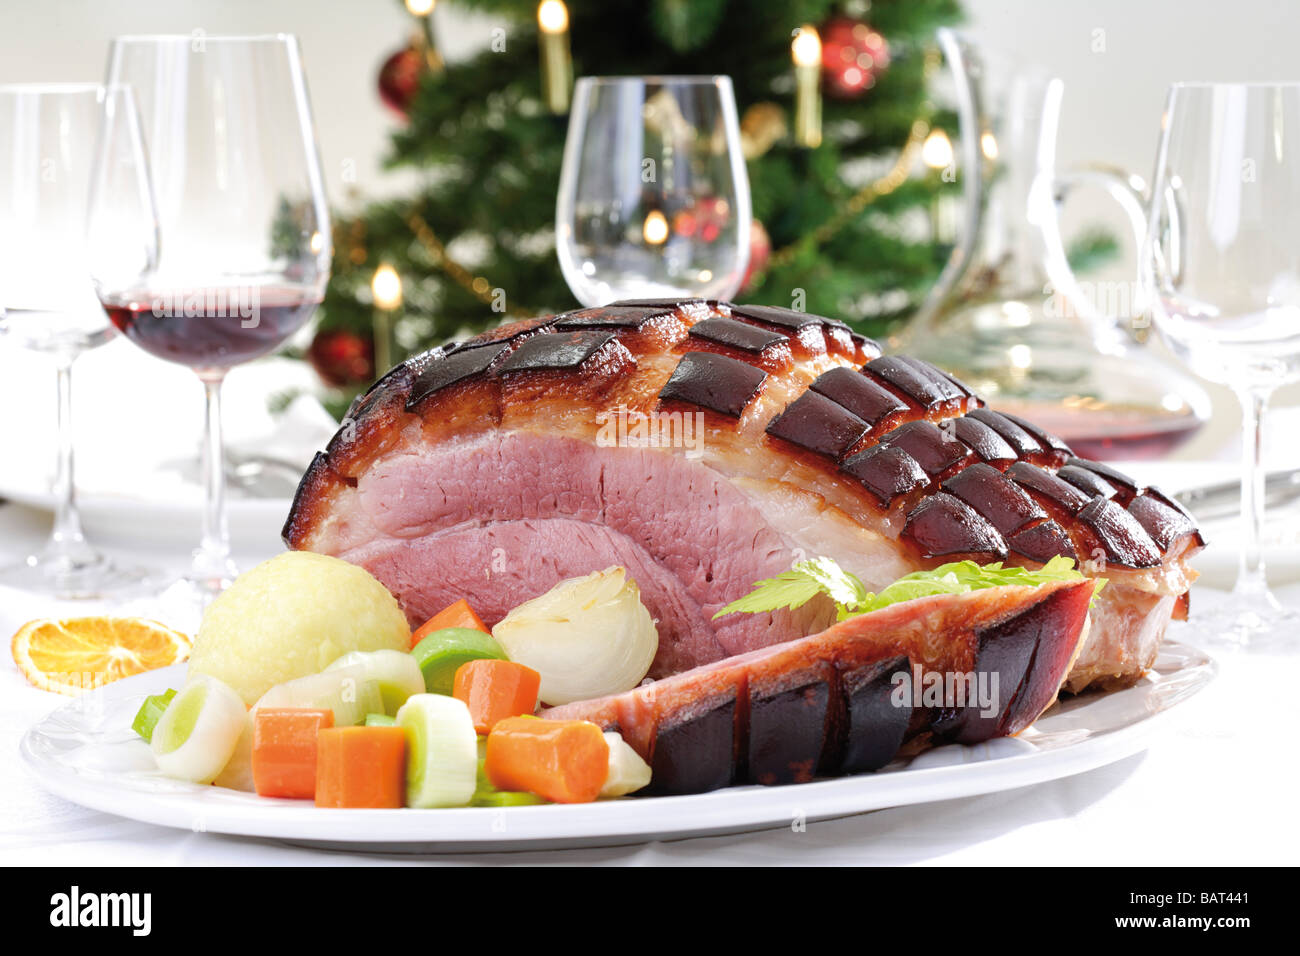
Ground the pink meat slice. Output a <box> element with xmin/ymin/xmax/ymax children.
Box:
<box><xmin>334</xmin><ymin>434</ymin><xmax>836</xmax><ymax>677</ymax></box>
<box><xmin>543</xmin><ymin>579</ymin><xmax>1094</xmax><ymax>793</ymax></box>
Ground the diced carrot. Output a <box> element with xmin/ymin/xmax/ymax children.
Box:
<box><xmin>453</xmin><ymin>659</ymin><xmax>541</xmax><ymax>734</ymax></box>
<box><xmin>252</xmin><ymin>707</ymin><xmax>334</xmax><ymax>799</ymax></box>
<box><xmin>485</xmin><ymin>717</ymin><xmax>609</xmax><ymax>804</ymax></box>
<box><xmin>410</xmin><ymin>598</ymin><xmax>488</xmax><ymax>650</ymax></box>
<box><xmin>412</xmin><ymin>598</ymin><xmax>490</xmax><ymax>649</ymax></box>
<box><xmin>315</xmin><ymin>726</ymin><xmax>407</xmax><ymax>808</ymax></box>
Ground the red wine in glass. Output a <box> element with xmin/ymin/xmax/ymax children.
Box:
<box><xmin>101</xmin><ymin>287</ymin><xmax>322</xmax><ymax>368</ymax></box>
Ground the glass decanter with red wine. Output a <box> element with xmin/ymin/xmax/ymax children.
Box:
<box><xmin>895</xmin><ymin>37</ymin><xmax>1209</xmax><ymax>460</ymax></box>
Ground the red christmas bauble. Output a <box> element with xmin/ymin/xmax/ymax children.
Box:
<box><xmin>673</xmin><ymin>197</ymin><xmax>732</xmax><ymax>243</ymax></box>
<box><xmin>309</xmin><ymin>328</ymin><xmax>375</xmax><ymax>388</ymax></box>
<box><xmin>377</xmin><ymin>44</ymin><xmax>426</xmax><ymax>118</ymax></box>
<box><xmin>820</xmin><ymin>17</ymin><xmax>890</xmax><ymax>100</ymax></box>
<box><xmin>740</xmin><ymin>220</ymin><xmax>772</xmax><ymax>294</ymax></box>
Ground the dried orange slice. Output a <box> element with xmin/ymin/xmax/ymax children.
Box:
<box><xmin>11</xmin><ymin>617</ymin><xmax>192</xmax><ymax>696</ymax></box>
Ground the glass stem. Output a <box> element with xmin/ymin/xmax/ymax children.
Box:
<box><xmin>1234</xmin><ymin>384</ymin><xmax>1275</xmax><ymax>605</ymax></box>
<box><xmin>45</xmin><ymin>353</ymin><xmax>96</xmax><ymax>569</ymax></box>
<box><xmin>191</xmin><ymin>369</ymin><xmax>234</xmax><ymax>588</ymax></box>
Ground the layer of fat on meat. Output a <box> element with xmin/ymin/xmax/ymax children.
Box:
<box><xmin>728</xmin><ymin>475</ymin><xmax>918</xmax><ymax>591</ymax></box>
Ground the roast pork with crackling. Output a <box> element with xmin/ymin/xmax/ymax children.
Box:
<box><xmin>283</xmin><ymin>298</ymin><xmax>1202</xmax><ymax>696</ymax></box>
<box><xmin>543</xmin><ymin>577</ymin><xmax>1095</xmax><ymax>793</ymax></box>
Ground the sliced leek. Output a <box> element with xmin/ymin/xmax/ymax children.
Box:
<box><xmin>151</xmin><ymin>676</ymin><xmax>247</xmax><ymax>784</ymax></box>
<box><xmin>395</xmin><ymin>693</ymin><xmax>478</xmax><ymax>808</ymax></box>
<box><xmin>253</xmin><ymin>667</ymin><xmax>384</xmax><ymax>727</ymax></box>
<box><xmin>325</xmin><ymin>649</ymin><xmax>424</xmax><ymax>714</ymax></box>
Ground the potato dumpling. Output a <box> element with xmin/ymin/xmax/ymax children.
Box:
<box><xmin>188</xmin><ymin>552</ymin><xmax>410</xmax><ymax>704</ymax></box>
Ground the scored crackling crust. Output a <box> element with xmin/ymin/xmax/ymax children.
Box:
<box><xmin>284</xmin><ymin>299</ymin><xmax>1202</xmax><ymax>581</ymax></box>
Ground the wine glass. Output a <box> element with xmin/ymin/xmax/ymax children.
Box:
<box><xmin>87</xmin><ymin>36</ymin><xmax>331</xmax><ymax>611</ymax></box>
<box><xmin>556</xmin><ymin>76</ymin><xmax>751</xmax><ymax>306</ymax></box>
<box><xmin>0</xmin><ymin>83</ymin><xmax>150</xmax><ymax>598</ymax></box>
<box><xmin>1141</xmin><ymin>82</ymin><xmax>1300</xmax><ymax>648</ymax></box>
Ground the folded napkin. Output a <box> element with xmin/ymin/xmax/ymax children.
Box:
<box><xmin>226</xmin><ymin>392</ymin><xmax>340</xmax><ymax>472</ymax></box>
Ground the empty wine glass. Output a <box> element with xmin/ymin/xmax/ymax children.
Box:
<box><xmin>556</xmin><ymin>76</ymin><xmax>751</xmax><ymax>306</ymax></box>
<box><xmin>87</xmin><ymin>36</ymin><xmax>331</xmax><ymax>612</ymax></box>
<box><xmin>1141</xmin><ymin>82</ymin><xmax>1300</xmax><ymax>648</ymax></box>
<box><xmin>0</xmin><ymin>83</ymin><xmax>150</xmax><ymax>598</ymax></box>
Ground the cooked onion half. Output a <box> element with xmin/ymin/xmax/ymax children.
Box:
<box><xmin>491</xmin><ymin>566</ymin><xmax>659</xmax><ymax>706</ymax></box>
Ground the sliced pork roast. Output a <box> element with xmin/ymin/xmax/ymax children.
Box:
<box><xmin>544</xmin><ymin>579</ymin><xmax>1095</xmax><ymax>793</ymax></box>
<box><xmin>284</xmin><ymin>299</ymin><xmax>1202</xmax><ymax>706</ymax></box>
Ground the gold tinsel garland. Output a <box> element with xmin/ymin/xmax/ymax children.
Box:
<box><xmin>756</xmin><ymin>113</ymin><xmax>932</xmax><ymax>279</ymax></box>
<box><xmin>407</xmin><ymin>209</ymin><xmax>532</xmax><ymax>317</ymax></box>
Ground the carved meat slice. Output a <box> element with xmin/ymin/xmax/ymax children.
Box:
<box><xmin>284</xmin><ymin>299</ymin><xmax>1202</xmax><ymax>693</ymax></box>
<box><xmin>543</xmin><ymin>579</ymin><xmax>1095</xmax><ymax>793</ymax></box>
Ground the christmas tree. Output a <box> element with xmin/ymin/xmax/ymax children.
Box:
<box><xmin>310</xmin><ymin>0</ymin><xmax>965</xmax><ymax>405</ymax></box>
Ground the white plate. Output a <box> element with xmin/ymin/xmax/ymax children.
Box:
<box><xmin>18</xmin><ymin>640</ymin><xmax>1215</xmax><ymax>853</ymax></box>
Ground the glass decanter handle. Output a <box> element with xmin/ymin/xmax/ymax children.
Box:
<box><xmin>1029</xmin><ymin>159</ymin><xmax>1153</xmax><ymax>347</ymax></box>
<box><xmin>908</xmin><ymin>27</ymin><xmax>985</xmax><ymax>334</ymax></box>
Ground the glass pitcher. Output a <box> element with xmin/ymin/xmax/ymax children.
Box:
<box><xmin>896</xmin><ymin>33</ymin><xmax>1209</xmax><ymax>460</ymax></box>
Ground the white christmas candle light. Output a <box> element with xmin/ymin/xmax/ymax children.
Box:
<box><xmin>538</xmin><ymin>1</ymin><xmax>573</xmax><ymax>114</ymax></box>
<box><xmin>792</xmin><ymin>25</ymin><xmax>822</xmax><ymax>148</ymax></box>
<box><xmin>371</xmin><ymin>264</ymin><xmax>403</xmax><ymax>376</ymax></box>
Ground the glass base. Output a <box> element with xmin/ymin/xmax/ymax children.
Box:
<box><xmin>147</xmin><ymin>562</ymin><xmax>238</xmax><ymax>634</ymax></box>
<box><xmin>0</xmin><ymin>550</ymin><xmax>156</xmax><ymax>601</ymax></box>
<box><xmin>897</xmin><ymin>296</ymin><xmax>1211</xmax><ymax>460</ymax></box>
<box><xmin>1192</xmin><ymin>587</ymin><xmax>1298</xmax><ymax>653</ymax></box>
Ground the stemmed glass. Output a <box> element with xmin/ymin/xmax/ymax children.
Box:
<box><xmin>1141</xmin><ymin>82</ymin><xmax>1300</xmax><ymax>647</ymax></box>
<box><xmin>556</xmin><ymin>76</ymin><xmax>751</xmax><ymax>306</ymax></box>
<box><xmin>87</xmin><ymin>36</ymin><xmax>331</xmax><ymax>611</ymax></box>
<box><xmin>0</xmin><ymin>83</ymin><xmax>149</xmax><ymax>598</ymax></box>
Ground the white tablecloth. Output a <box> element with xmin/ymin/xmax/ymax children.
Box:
<box><xmin>1</xmin><ymin>497</ymin><xmax>1296</xmax><ymax>866</ymax></box>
